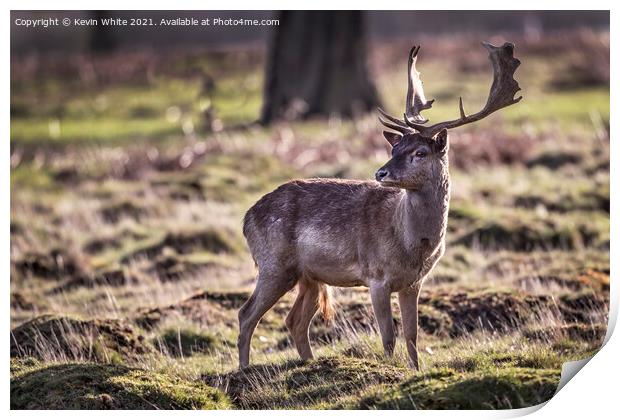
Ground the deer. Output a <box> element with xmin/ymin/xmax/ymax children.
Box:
<box><xmin>238</xmin><ymin>42</ymin><xmax>522</xmax><ymax>370</ymax></box>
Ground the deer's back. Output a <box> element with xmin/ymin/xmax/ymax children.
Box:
<box><xmin>244</xmin><ymin>178</ymin><xmax>399</xmax><ymax>235</ymax></box>
<box><xmin>243</xmin><ymin>179</ymin><xmax>402</xmax><ymax>284</ymax></box>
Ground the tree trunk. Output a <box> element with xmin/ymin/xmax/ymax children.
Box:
<box><xmin>260</xmin><ymin>11</ymin><xmax>380</xmax><ymax>123</ymax></box>
<box><xmin>89</xmin><ymin>11</ymin><xmax>117</xmax><ymax>53</ymax></box>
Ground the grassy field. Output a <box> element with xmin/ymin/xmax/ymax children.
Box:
<box><xmin>10</xmin><ymin>30</ymin><xmax>609</xmax><ymax>409</ymax></box>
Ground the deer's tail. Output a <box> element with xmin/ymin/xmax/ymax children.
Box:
<box><xmin>317</xmin><ymin>283</ymin><xmax>334</xmax><ymax>322</ymax></box>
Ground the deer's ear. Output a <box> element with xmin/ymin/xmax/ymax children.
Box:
<box><xmin>383</xmin><ymin>131</ymin><xmax>402</xmax><ymax>147</ymax></box>
<box><xmin>434</xmin><ymin>129</ymin><xmax>449</xmax><ymax>154</ymax></box>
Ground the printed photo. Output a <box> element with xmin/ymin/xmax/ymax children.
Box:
<box><xmin>10</xmin><ymin>10</ymin><xmax>610</xmax><ymax>410</ymax></box>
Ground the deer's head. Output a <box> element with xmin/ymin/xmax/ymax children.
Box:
<box><xmin>375</xmin><ymin>130</ymin><xmax>448</xmax><ymax>190</ymax></box>
<box><xmin>376</xmin><ymin>42</ymin><xmax>522</xmax><ymax>190</ymax></box>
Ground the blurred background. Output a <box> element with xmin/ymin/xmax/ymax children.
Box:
<box><xmin>10</xmin><ymin>10</ymin><xmax>609</xmax><ymax>52</ymax></box>
<box><xmin>10</xmin><ymin>10</ymin><xmax>611</xmax><ymax>410</ymax></box>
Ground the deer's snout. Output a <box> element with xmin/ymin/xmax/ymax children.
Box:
<box><xmin>375</xmin><ymin>168</ymin><xmax>390</xmax><ymax>182</ymax></box>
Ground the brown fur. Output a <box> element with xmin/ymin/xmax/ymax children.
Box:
<box><xmin>317</xmin><ymin>283</ymin><xmax>333</xmax><ymax>321</ymax></box>
<box><xmin>237</xmin><ymin>131</ymin><xmax>450</xmax><ymax>369</ymax></box>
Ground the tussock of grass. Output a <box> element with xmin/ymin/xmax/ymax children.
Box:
<box><xmin>13</xmin><ymin>248</ymin><xmax>88</xmax><ymax>280</ymax></box>
<box><xmin>207</xmin><ymin>356</ymin><xmax>407</xmax><ymax>409</ymax></box>
<box><xmin>452</xmin><ymin>212</ymin><xmax>609</xmax><ymax>251</ymax></box>
<box><xmin>199</xmin><ymin>351</ymin><xmax>560</xmax><ymax>410</ymax></box>
<box><xmin>523</xmin><ymin>323</ymin><xmax>606</xmax><ymax>344</ymax></box>
<box><xmin>316</xmin><ymin>288</ymin><xmax>605</xmax><ymax>339</ymax></box>
<box><xmin>99</xmin><ymin>199</ymin><xmax>147</xmax><ymax>224</ymax></box>
<box><xmin>11</xmin><ymin>315</ymin><xmax>151</xmax><ymax>363</ymax></box>
<box><xmin>133</xmin><ymin>290</ymin><xmax>249</xmax><ymax>331</ymax></box>
<box><xmin>155</xmin><ymin>327</ymin><xmax>227</xmax><ymax>357</ymax></box>
<box><xmin>120</xmin><ymin>227</ymin><xmax>240</xmax><ymax>264</ymax></box>
<box><xmin>352</xmin><ymin>367</ymin><xmax>559</xmax><ymax>409</ymax></box>
<box><xmin>10</xmin><ymin>358</ymin><xmax>230</xmax><ymax>409</ymax></box>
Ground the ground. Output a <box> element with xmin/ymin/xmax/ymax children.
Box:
<box><xmin>10</xmin><ymin>29</ymin><xmax>609</xmax><ymax>409</ymax></box>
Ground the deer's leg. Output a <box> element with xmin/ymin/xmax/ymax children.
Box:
<box><xmin>369</xmin><ymin>282</ymin><xmax>395</xmax><ymax>357</ymax></box>
<box><xmin>285</xmin><ymin>279</ymin><xmax>319</xmax><ymax>360</ymax></box>
<box><xmin>238</xmin><ymin>269</ymin><xmax>296</xmax><ymax>369</ymax></box>
<box><xmin>398</xmin><ymin>282</ymin><xmax>422</xmax><ymax>370</ymax></box>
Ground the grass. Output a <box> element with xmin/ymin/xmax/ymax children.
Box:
<box><xmin>155</xmin><ymin>327</ymin><xmax>227</xmax><ymax>357</ymax></box>
<box><xmin>10</xmin><ymin>30</ymin><xmax>609</xmax><ymax>409</ymax></box>
<box><xmin>10</xmin><ymin>314</ymin><xmax>152</xmax><ymax>363</ymax></box>
<box><xmin>10</xmin><ymin>117</ymin><xmax>183</xmax><ymax>145</ymax></box>
<box><xmin>10</xmin><ymin>358</ymin><xmax>230</xmax><ymax>409</ymax></box>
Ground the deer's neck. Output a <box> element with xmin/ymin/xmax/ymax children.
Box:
<box><xmin>396</xmin><ymin>171</ymin><xmax>450</xmax><ymax>253</ymax></box>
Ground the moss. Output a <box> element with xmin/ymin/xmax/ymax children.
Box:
<box><xmin>10</xmin><ymin>359</ymin><xmax>230</xmax><ymax>409</ymax></box>
<box><xmin>10</xmin><ymin>357</ymin><xmax>41</xmax><ymax>377</ymax></box>
<box><xmin>354</xmin><ymin>367</ymin><xmax>560</xmax><ymax>409</ymax></box>
<box><xmin>10</xmin><ymin>315</ymin><xmax>151</xmax><ymax>362</ymax></box>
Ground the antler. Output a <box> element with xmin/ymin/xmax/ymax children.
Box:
<box><xmin>404</xmin><ymin>45</ymin><xmax>435</xmax><ymax>125</ymax></box>
<box><xmin>378</xmin><ymin>42</ymin><xmax>522</xmax><ymax>138</ymax></box>
<box><xmin>377</xmin><ymin>45</ymin><xmax>434</xmax><ymax>135</ymax></box>
<box><xmin>416</xmin><ymin>42</ymin><xmax>522</xmax><ymax>137</ymax></box>
<box><xmin>377</xmin><ymin>107</ymin><xmax>411</xmax><ymax>134</ymax></box>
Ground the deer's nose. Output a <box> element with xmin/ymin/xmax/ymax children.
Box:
<box><xmin>375</xmin><ymin>168</ymin><xmax>389</xmax><ymax>181</ymax></box>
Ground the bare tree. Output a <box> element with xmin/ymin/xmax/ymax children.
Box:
<box><xmin>260</xmin><ymin>11</ymin><xmax>380</xmax><ymax>123</ymax></box>
<box><xmin>89</xmin><ymin>11</ymin><xmax>117</xmax><ymax>53</ymax></box>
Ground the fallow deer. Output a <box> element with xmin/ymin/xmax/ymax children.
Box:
<box><xmin>238</xmin><ymin>42</ymin><xmax>522</xmax><ymax>369</ymax></box>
